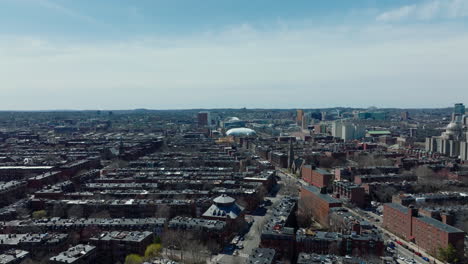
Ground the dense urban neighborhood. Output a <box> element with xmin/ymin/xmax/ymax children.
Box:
<box><xmin>0</xmin><ymin>104</ymin><xmax>467</xmax><ymax>264</ymax></box>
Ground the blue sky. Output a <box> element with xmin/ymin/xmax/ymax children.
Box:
<box><xmin>1</xmin><ymin>0</ymin><xmax>468</xmax><ymax>110</ymax></box>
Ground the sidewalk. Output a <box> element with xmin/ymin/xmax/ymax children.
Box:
<box><xmin>345</xmin><ymin>206</ymin><xmax>443</xmax><ymax>264</ymax></box>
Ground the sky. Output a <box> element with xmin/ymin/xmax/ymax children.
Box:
<box><xmin>1</xmin><ymin>0</ymin><xmax>468</xmax><ymax>110</ymax></box>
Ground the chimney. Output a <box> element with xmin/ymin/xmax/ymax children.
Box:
<box><xmin>352</xmin><ymin>222</ymin><xmax>361</xmax><ymax>235</ymax></box>
<box><xmin>408</xmin><ymin>205</ymin><xmax>418</xmax><ymax>217</ymax></box>
<box><xmin>320</xmin><ymin>187</ymin><xmax>327</xmax><ymax>194</ymax></box>
<box><xmin>441</xmin><ymin>214</ymin><xmax>454</xmax><ymax>226</ymax></box>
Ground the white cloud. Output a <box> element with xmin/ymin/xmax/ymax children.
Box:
<box><xmin>377</xmin><ymin>0</ymin><xmax>468</xmax><ymax>22</ymax></box>
<box><xmin>35</xmin><ymin>0</ymin><xmax>99</xmax><ymax>25</ymax></box>
<box><xmin>1</xmin><ymin>23</ymin><xmax>468</xmax><ymax>110</ymax></box>
<box><xmin>376</xmin><ymin>5</ymin><xmax>417</xmax><ymax>22</ymax></box>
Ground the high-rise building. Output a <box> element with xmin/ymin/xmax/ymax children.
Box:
<box><xmin>332</xmin><ymin>121</ymin><xmax>365</xmax><ymax>142</ymax></box>
<box><xmin>296</xmin><ymin>109</ymin><xmax>304</xmax><ymax>125</ymax></box>
<box><xmin>331</xmin><ymin>121</ymin><xmax>343</xmax><ymax>138</ymax></box>
<box><xmin>301</xmin><ymin>115</ymin><xmax>310</xmax><ymax>130</ymax></box>
<box><xmin>426</xmin><ymin>104</ymin><xmax>467</xmax><ymax>160</ymax></box>
<box><xmin>321</xmin><ymin>112</ymin><xmax>327</xmax><ymax>121</ymax></box>
<box><xmin>197</xmin><ymin>111</ymin><xmax>210</xmax><ymax>127</ymax></box>
<box><xmin>401</xmin><ymin>111</ymin><xmax>409</xmax><ymax>121</ymax></box>
<box><xmin>454</xmin><ymin>103</ymin><xmax>465</xmax><ymax>115</ymax></box>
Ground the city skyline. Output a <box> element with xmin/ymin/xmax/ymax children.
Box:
<box><xmin>1</xmin><ymin>0</ymin><xmax>468</xmax><ymax>110</ymax></box>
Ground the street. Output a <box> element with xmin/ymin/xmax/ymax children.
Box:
<box><xmin>211</xmin><ymin>177</ymin><xmax>285</xmax><ymax>264</ymax></box>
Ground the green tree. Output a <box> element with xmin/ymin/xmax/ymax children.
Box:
<box><xmin>438</xmin><ymin>244</ymin><xmax>459</xmax><ymax>263</ymax></box>
<box><xmin>153</xmin><ymin>236</ymin><xmax>161</xmax><ymax>244</ymax></box>
<box><xmin>125</xmin><ymin>254</ymin><xmax>143</xmax><ymax>264</ymax></box>
<box><xmin>32</xmin><ymin>210</ymin><xmax>47</xmax><ymax>219</ymax></box>
<box><xmin>144</xmin><ymin>243</ymin><xmax>162</xmax><ymax>259</ymax></box>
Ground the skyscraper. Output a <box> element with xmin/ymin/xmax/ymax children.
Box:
<box><xmin>454</xmin><ymin>103</ymin><xmax>466</xmax><ymax>115</ymax></box>
<box><xmin>197</xmin><ymin>111</ymin><xmax>210</xmax><ymax>127</ymax></box>
<box><xmin>296</xmin><ymin>109</ymin><xmax>304</xmax><ymax>125</ymax></box>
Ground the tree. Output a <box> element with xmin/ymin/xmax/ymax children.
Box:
<box><xmin>67</xmin><ymin>205</ymin><xmax>84</xmax><ymax>218</ymax></box>
<box><xmin>374</xmin><ymin>186</ymin><xmax>397</xmax><ymax>202</ymax></box>
<box><xmin>279</xmin><ymin>176</ymin><xmax>299</xmax><ymax>196</ymax></box>
<box><xmin>154</xmin><ymin>236</ymin><xmax>162</xmax><ymax>244</ymax></box>
<box><xmin>206</xmin><ymin>239</ymin><xmax>221</xmax><ymax>256</ymax></box>
<box><xmin>124</xmin><ymin>254</ymin><xmax>143</xmax><ymax>264</ymax></box>
<box><xmin>144</xmin><ymin>243</ymin><xmax>162</xmax><ymax>259</ymax></box>
<box><xmin>438</xmin><ymin>244</ymin><xmax>459</xmax><ymax>263</ymax></box>
<box><xmin>413</xmin><ymin>166</ymin><xmax>438</xmax><ymax>183</ymax></box>
<box><xmin>296</xmin><ymin>199</ymin><xmax>313</xmax><ymax>228</ymax></box>
<box><xmin>89</xmin><ymin>210</ymin><xmax>110</xmax><ymax>219</ymax></box>
<box><xmin>155</xmin><ymin>204</ymin><xmax>171</xmax><ymax>218</ymax></box>
<box><xmin>161</xmin><ymin>230</ymin><xmax>187</xmax><ymax>260</ymax></box>
<box><xmin>32</xmin><ymin>210</ymin><xmax>47</xmax><ymax>219</ymax></box>
<box><xmin>51</xmin><ymin>203</ymin><xmax>65</xmax><ymax>217</ymax></box>
<box><xmin>186</xmin><ymin>241</ymin><xmax>209</xmax><ymax>264</ymax></box>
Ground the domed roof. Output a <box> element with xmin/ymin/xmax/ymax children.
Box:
<box><xmin>226</xmin><ymin>117</ymin><xmax>240</xmax><ymax>122</ymax></box>
<box><xmin>213</xmin><ymin>194</ymin><xmax>235</xmax><ymax>205</ymax></box>
<box><xmin>226</xmin><ymin>127</ymin><xmax>256</xmax><ymax>137</ymax></box>
<box><xmin>447</xmin><ymin>121</ymin><xmax>462</xmax><ymax>131</ymax></box>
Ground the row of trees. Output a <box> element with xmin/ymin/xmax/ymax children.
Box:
<box><xmin>125</xmin><ymin>241</ymin><xmax>163</xmax><ymax>264</ymax></box>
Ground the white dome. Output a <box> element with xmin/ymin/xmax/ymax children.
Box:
<box><xmin>226</xmin><ymin>127</ymin><xmax>256</xmax><ymax>137</ymax></box>
<box><xmin>447</xmin><ymin>121</ymin><xmax>462</xmax><ymax>131</ymax></box>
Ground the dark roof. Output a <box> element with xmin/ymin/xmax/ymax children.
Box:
<box><xmin>416</xmin><ymin>216</ymin><xmax>464</xmax><ymax>234</ymax></box>
<box><xmin>302</xmin><ymin>185</ymin><xmax>341</xmax><ymax>204</ymax></box>
<box><xmin>385</xmin><ymin>203</ymin><xmax>408</xmax><ymax>214</ymax></box>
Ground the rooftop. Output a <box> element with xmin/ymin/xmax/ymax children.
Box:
<box><xmin>302</xmin><ymin>185</ymin><xmax>341</xmax><ymax>204</ymax></box>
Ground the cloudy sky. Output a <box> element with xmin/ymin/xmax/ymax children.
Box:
<box><xmin>1</xmin><ymin>0</ymin><xmax>468</xmax><ymax>110</ymax></box>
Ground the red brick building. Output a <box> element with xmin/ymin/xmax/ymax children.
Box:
<box><xmin>300</xmin><ymin>185</ymin><xmax>342</xmax><ymax>227</ymax></box>
<box><xmin>412</xmin><ymin>216</ymin><xmax>465</xmax><ymax>257</ymax></box>
<box><xmin>333</xmin><ymin>181</ymin><xmax>366</xmax><ymax>208</ymax></box>
<box><xmin>302</xmin><ymin>165</ymin><xmax>333</xmax><ymax>188</ymax></box>
<box><xmin>383</xmin><ymin>203</ymin><xmax>465</xmax><ymax>258</ymax></box>
<box><xmin>383</xmin><ymin>203</ymin><xmax>415</xmax><ymax>240</ymax></box>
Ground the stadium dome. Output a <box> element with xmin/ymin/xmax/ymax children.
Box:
<box><xmin>226</xmin><ymin>127</ymin><xmax>256</xmax><ymax>137</ymax></box>
<box><xmin>226</xmin><ymin>117</ymin><xmax>241</xmax><ymax>122</ymax></box>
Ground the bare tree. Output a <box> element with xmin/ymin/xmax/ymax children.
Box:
<box><xmin>161</xmin><ymin>230</ymin><xmax>191</xmax><ymax>261</ymax></box>
<box><xmin>296</xmin><ymin>199</ymin><xmax>314</xmax><ymax>228</ymax></box>
<box><xmin>89</xmin><ymin>210</ymin><xmax>110</xmax><ymax>219</ymax></box>
<box><xmin>374</xmin><ymin>186</ymin><xmax>397</xmax><ymax>202</ymax></box>
<box><xmin>206</xmin><ymin>239</ymin><xmax>221</xmax><ymax>258</ymax></box>
<box><xmin>155</xmin><ymin>204</ymin><xmax>171</xmax><ymax>218</ymax></box>
<box><xmin>413</xmin><ymin>166</ymin><xmax>439</xmax><ymax>183</ymax></box>
<box><xmin>279</xmin><ymin>176</ymin><xmax>299</xmax><ymax>196</ymax></box>
<box><xmin>187</xmin><ymin>241</ymin><xmax>209</xmax><ymax>264</ymax></box>
<box><xmin>51</xmin><ymin>203</ymin><xmax>65</xmax><ymax>217</ymax></box>
<box><xmin>328</xmin><ymin>241</ymin><xmax>340</xmax><ymax>255</ymax></box>
<box><xmin>67</xmin><ymin>205</ymin><xmax>84</xmax><ymax>218</ymax></box>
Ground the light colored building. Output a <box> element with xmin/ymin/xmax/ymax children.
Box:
<box><xmin>332</xmin><ymin>121</ymin><xmax>365</xmax><ymax>142</ymax></box>
<box><xmin>331</xmin><ymin>121</ymin><xmax>343</xmax><ymax>138</ymax></box>
<box><xmin>426</xmin><ymin>104</ymin><xmax>467</xmax><ymax>161</ymax></box>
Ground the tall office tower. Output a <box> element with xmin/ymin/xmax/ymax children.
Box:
<box><xmin>321</xmin><ymin>111</ymin><xmax>327</xmax><ymax>121</ymax></box>
<box><xmin>452</xmin><ymin>103</ymin><xmax>465</xmax><ymax>122</ymax></box>
<box><xmin>454</xmin><ymin>103</ymin><xmax>466</xmax><ymax>115</ymax></box>
<box><xmin>401</xmin><ymin>111</ymin><xmax>409</xmax><ymax>121</ymax></box>
<box><xmin>296</xmin><ymin>109</ymin><xmax>304</xmax><ymax>125</ymax></box>
<box><xmin>332</xmin><ymin>121</ymin><xmax>343</xmax><ymax>138</ymax></box>
<box><xmin>197</xmin><ymin>111</ymin><xmax>210</xmax><ymax>127</ymax></box>
<box><xmin>301</xmin><ymin>115</ymin><xmax>310</xmax><ymax>130</ymax></box>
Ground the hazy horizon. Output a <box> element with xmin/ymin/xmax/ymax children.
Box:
<box><xmin>1</xmin><ymin>0</ymin><xmax>468</xmax><ymax>110</ymax></box>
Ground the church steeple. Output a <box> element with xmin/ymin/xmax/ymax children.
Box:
<box><xmin>288</xmin><ymin>139</ymin><xmax>294</xmax><ymax>169</ymax></box>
